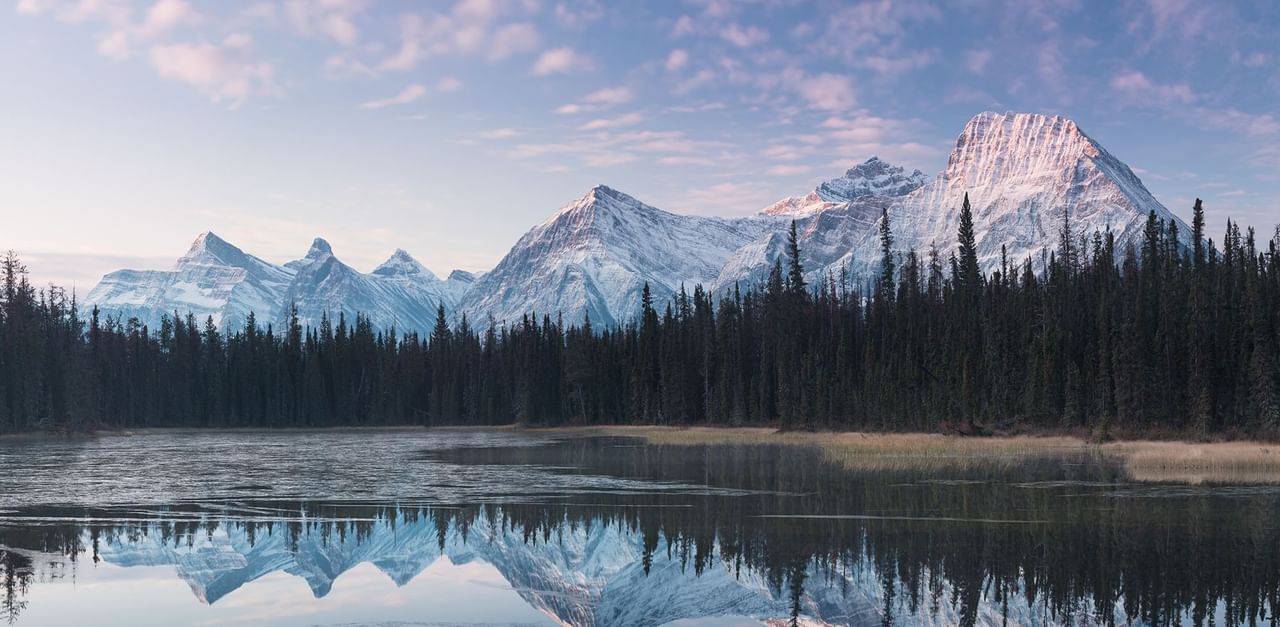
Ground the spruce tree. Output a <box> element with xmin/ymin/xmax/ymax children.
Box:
<box><xmin>1191</xmin><ymin>198</ymin><xmax>1206</xmax><ymax>271</ymax></box>
<box><xmin>786</xmin><ymin>220</ymin><xmax>805</xmax><ymax>295</ymax></box>
<box><xmin>956</xmin><ymin>193</ymin><xmax>981</xmax><ymax>292</ymax></box>
<box><xmin>878</xmin><ymin>208</ymin><xmax>895</xmax><ymax>303</ymax></box>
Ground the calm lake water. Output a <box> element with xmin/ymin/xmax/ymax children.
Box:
<box><xmin>1</xmin><ymin>429</ymin><xmax>1278</xmax><ymax>626</ymax></box>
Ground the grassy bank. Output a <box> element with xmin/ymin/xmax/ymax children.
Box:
<box><xmin>548</xmin><ymin>425</ymin><xmax>1280</xmax><ymax>484</ymax></box>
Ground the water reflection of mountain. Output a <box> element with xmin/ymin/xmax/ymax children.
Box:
<box><xmin>3</xmin><ymin>437</ymin><xmax>1280</xmax><ymax>626</ymax></box>
<box><xmin>4</xmin><ymin>489</ymin><xmax>1280</xmax><ymax>627</ymax></box>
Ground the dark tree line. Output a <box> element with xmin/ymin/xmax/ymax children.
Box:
<box><xmin>1</xmin><ymin>196</ymin><xmax>1278</xmax><ymax>437</ymax></box>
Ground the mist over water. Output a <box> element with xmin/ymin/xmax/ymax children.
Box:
<box><xmin>2</xmin><ymin>430</ymin><xmax>1278</xmax><ymax>626</ymax></box>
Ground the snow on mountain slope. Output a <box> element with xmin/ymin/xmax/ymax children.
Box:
<box><xmin>814</xmin><ymin>156</ymin><xmax>929</xmax><ymax>204</ymax></box>
<box><xmin>459</xmin><ymin>185</ymin><xmax>777</xmax><ymax>326</ymax></box>
<box><xmin>868</xmin><ymin>111</ymin><xmax>1188</xmax><ymax>273</ymax></box>
<box><xmin>725</xmin><ymin>111</ymin><xmax>1188</xmax><ymax>287</ymax></box>
<box><xmin>442</xmin><ymin>268</ymin><xmax>483</xmax><ymax>305</ymax></box>
<box><xmin>282</xmin><ymin>238</ymin><xmax>454</xmax><ymax>334</ymax></box>
<box><xmin>720</xmin><ymin>158</ymin><xmax>924</xmax><ymax>290</ymax></box>
<box><xmin>86</xmin><ymin>233</ymin><xmax>458</xmax><ymax>336</ymax></box>
<box><xmin>84</xmin><ymin>231</ymin><xmax>294</xmax><ymax>331</ymax></box>
<box><xmin>761</xmin><ymin>158</ymin><xmax>925</xmax><ymax>219</ymax></box>
<box><xmin>760</xmin><ymin>192</ymin><xmax>841</xmax><ymax>219</ymax></box>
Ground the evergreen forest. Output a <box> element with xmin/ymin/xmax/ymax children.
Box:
<box><xmin>2</xmin><ymin>196</ymin><xmax>1277</xmax><ymax>438</ymax></box>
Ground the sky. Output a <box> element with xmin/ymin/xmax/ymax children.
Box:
<box><xmin>2</xmin><ymin>0</ymin><xmax>1278</xmax><ymax>289</ymax></box>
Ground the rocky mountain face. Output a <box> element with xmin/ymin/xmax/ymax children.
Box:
<box><xmin>86</xmin><ymin>232</ymin><xmax>293</xmax><ymax>332</ymax></box>
<box><xmin>458</xmin><ymin>184</ymin><xmax>776</xmax><ymax>326</ymax></box>
<box><xmin>720</xmin><ymin>112</ymin><xmax>1187</xmax><ymax>290</ymax></box>
<box><xmin>864</xmin><ymin>111</ymin><xmax>1182</xmax><ymax>274</ymax></box>
<box><xmin>86</xmin><ymin>112</ymin><xmax>1188</xmax><ymax>330</ymax></box>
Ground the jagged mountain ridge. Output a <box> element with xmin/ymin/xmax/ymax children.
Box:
<box><xmin>86</xmin><ymin>111</ymin><xmax>1188</xmax><ymax>330</ymax></box>
<box><xmin>85</xmin><ymin>232</ymin><xmax>470</xmax><ymax>334</ymax></box>
<box><xmin>760</xmin><ymin>156</ymin><xmax>926</xmax><ymax>219</ymax></box>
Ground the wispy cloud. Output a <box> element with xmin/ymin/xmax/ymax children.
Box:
<box><xmin>964</xmin><ymin>48</ymin><xmax>991</xmax><ymax>74</ymax></box>
<box><xmin>379</xmin><ymin>1</ymin><xmax>541</xmax><ymax>72</ymax></box>
<box><xmin>665</xmin><ymin>49</ymin><xmax>689</xmax><ymax>72</ymax></box>
<box><xmin>583</xmin><ymin>86</ymin><xmax>633</xmax><ymax>106</ymax></box>
<box><xmin>1110</xmin><ymin>70</ymin><xmax>1196</xmax><ymax>104</ymax></box>
<box><xmin>507</xmin><ymin>129</ymin><xmax>735</xmax><ymax>172</ymax></box>
<box><xmin>766</xmin><ymin>164</ymin><xmax>811</xmax><ymax>176</ymax></box>
<box><xmin>284</xmin><ymin>0</ymin><xmax>368</xmax><ymax>46</ymax></box>
<box><xmin>796</xmin><ymin>73</ymin><xmax>856</xmax><ymax>111</ymax></box>
<box><xmin>671</xmin><ymin>181</ymin><xmax>777</xmax><ymax>216</ymax></box>
<box><xmin>531</xmin><ymin>46</ymin><xmax>594</xmax><ymax>75</ymax></box>
<box><xmin>148</xmin><ymin>33</ymin><xmax>274</xmax><ymax>106</ymax></box>
<box><xmin>359</xmin><ymin>83</ymin><xmax>427</xmax><ymax>109</ymax></box>
<box><xmin>486</xmin><ymin>22</ymin><xmax>541</xmax><ymax>60</ymax></box>
<box><xmin>555</xmin><ymin>86</ymin><xmax>631</xmax><ymax>114</ymax></box>
<box><xmin>719</xmin><ymin>23</ymin><xmax>768</xmax><ymax>47</ymax></box>
<box><xmin>577</xmin><ymin>112</ymin><xmax>644</xmax><ymax>130</ymax></box>
<box><xmin>553</xmin><ymin>0</ymin><xmax>603</xmax><ymax>28</ymax></box>
<box><xmin>478</xmin><ymin>127</ymin><xmax>522</xmax><ymax>139</ymax></box>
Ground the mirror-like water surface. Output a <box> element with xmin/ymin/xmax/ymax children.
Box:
<box><xmin>2</xmin><ymin>429</ymin><xmax>1278</xmax><ymax>626</ymax></box>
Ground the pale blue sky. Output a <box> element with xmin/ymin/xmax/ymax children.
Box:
<box><xmin>3</xmin><ymin>0</ymin><xmax>1277</xmax><ymax>289</ymax></box>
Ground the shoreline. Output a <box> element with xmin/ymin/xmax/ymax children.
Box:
<box><xmin>557</xmin><ymin>426</ymin><xmax>1280</xmax><ymax>484</ymax></box>
<box><xmin>6</xmin><ymin>423</ymin><xmax>1280</xmax><ymax>484</ymax></box>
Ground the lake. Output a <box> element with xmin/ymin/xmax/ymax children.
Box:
<box><xmin>1</xmin><ymin>429</ymin><xmax>1278</xmax><ymax>626</ymax></box>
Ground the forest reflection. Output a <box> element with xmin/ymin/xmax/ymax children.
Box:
<box><xmin>3</xmin><ymin>437</ymin><xmax>1280</xmax><ymax>626</ymax></box>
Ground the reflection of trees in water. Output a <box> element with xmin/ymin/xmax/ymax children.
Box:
<box><xmin>1</xmin><ymin>550</ymin><xmax>33</xmax><ymax>625</ymax></box>
<box><xmin>2</xmin><ymin>439</ymin><xmax>1279</xmax><ymax>626</ymax></box>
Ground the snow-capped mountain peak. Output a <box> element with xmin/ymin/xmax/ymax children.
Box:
<box><xmin>86</xmin><ymin>232</ymin><xmax>294</xmax><ymax>331</ymax></box>
<box><xmin>373</xmin><ymin>249</ymin><xmax>436</xmax><ymax>280</ymax></box>
<box><xmin>184</xmin><ymin>230</ymin><xmax>226</xmax><ymax>255</ymax></box>
<box><xmin>180</xmin><ymin>231</ymin><xmax>254</xmax><ymax>267</ymax></box>
<box><xmin>545</xmin><ymin>184</ymin><xmax>641</xmax><ymax>224</ymax></box>
<box><xmin>461</xmin><ymin>184</ymin><xmax>775</xmax><ymax>326</ymax></box>
<box><xmin>761</xmin><ymin>157</ymin><xmax>925</xmax><ymax>218</ymax></box>
<box><xmin>829</xmin><ymin>110</ymin><xmax>1188</xmax><ymax>276</ymax></box>
<box><xmin>814</xmin><ymin>156</ymin><xmax>928</xmax><ymax>203</ymax></box>
<box><xmin>305</xmin><ymin>237</ymin><xmax>333</xmax><ymax>259</ymax></box>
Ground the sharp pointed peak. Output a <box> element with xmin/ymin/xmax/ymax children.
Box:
<box><xmin>586</xmin><ymin>183</ymin><xmax>646</xmax><ymax>202</ymax></box>
<box><xmin>308</xmin><ymin>237</ymin><xmax>333</xmax><ymax>256</ymax></box>
<box><xmin>373</xmin><ymin>248</ymin><xmax>437</xmax><ymax>279</ymax></box>
<box><xmin>182</xmin><ymin>230</ymin><xmax>247</xmax><ymax>264</ymax></box>
<box><xmin>546</xmin><ymin>184</ymin><xmax>655</xmax><ymax>223</ymax></box>
<box><xmin>580</xmin><ymin>184</ymin><xmax>632</xmax><ymax>204</ymax></box>
<box><xmin>192</xmin><ymin>230</ymin><xmax>225</xmax><ymax>245</ymax></box>
<box><xmin>187</xmin><ymin>231</ymin><xmax>234</xmax><ymax>252</ymax></box>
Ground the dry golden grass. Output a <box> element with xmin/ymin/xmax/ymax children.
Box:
<box><xmin>548</xmin><ymin>426</ymin><xmax>1280</xmax><ymax>483</ymax></box>
<box><xmin>1103</xmin><ymin>440</ymin><xmax>1280</xmax><ymax>484</ymax></box>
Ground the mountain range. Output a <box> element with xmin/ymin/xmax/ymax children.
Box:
<box><xmin>85</xmin><ymin>111</ymin><xmax>1188</xmax><ymax>334</ymax></box>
